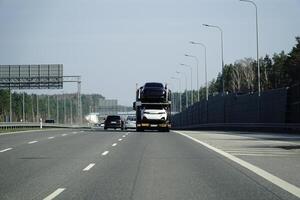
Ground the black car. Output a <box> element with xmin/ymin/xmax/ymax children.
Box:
<box><xmin>104</xmin><ymin>115</ymin><xmax>124</xmax><ymax>130</ymax></box>
<box><xmin>140</xmin><ymin>82</ymin><xmax>168</xmax><ymax>102</ymax></box>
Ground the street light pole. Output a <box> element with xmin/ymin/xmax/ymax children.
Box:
<box><xmin>240</xmin><ymin>0</ymin><xmax>261</xmax><ymax>96</ymax></box>
<box><xmin>190</xmin><ymin>41</ymin><xmax>209</xmax><ymax>101</ymax></box>
<box><xmin>171</xmin><ymin>77</ymin><xmax>182</xmax><ymax>112</ymax></box>
<box><xmin>176</xmin><ymin>71</ymin><xmax>188</xmax><ymax>109</ymax></box>
<box><xmin>9</xmin><ymin>89</ymin><xmax>12</xmax><ymax>122</ymax></box>
<box><xmin>56</xmin><ymin>95</ymin><xmax>59</xmax><ymax>124</ymax></box>
<box><xmin>180</xmin><ymin>63</ymin><xmax>193</xmax><ymax>105</ymax></box>
<box><xmin>185</xmin><ymin>54</ymin><xmax>200</xmax><ymax>102</ymax></box>
<box><xmin>203</xmin><ymin>24</ymin><xmax>225</xmax><ymax>95</ymax></box>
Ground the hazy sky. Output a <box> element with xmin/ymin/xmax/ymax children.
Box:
<box><xmin>0</xmin><ymin>0</ymin><xmax>299</xmax><ymax>105</ymax></box>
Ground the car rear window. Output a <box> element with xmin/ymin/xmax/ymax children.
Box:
<box><xmin>106</xmin><ymin>116</ymin><xmax>121</xmax><ymax>120</ymax></box>
<box><xmin>144</xmin><ymin>82</ymin><xmax>163</xmax><ymax>88</ymax></box>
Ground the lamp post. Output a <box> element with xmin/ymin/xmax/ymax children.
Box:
<box><xmin>180</xmin><ymin>63</ymin><xmax>193</xmax><ymax>105</ymax></box>
<box><xmin>185</xmin><ymin>54</ymin><xmax>199</xmax><ymax>102</ymax></box>
<box><xmin>171</xmin><ymin>77</ymin><xmax>182</xmax><ymax>112</ymax></box>
<box><xmin>240</xmin><ymin>0</ymin><xmax>261</xmax><ymax>96</ymax></box>
<box><xmin>176</xmin><ymin>71</ymin><xmax>188</xmax><ymax>109</ymax></box>
<box><xmin>190</xmin><ymin>41</ymin><xmax>208</xmax><ymax>101</ymax></box>
<box><xmin>203</xmin><ymin>23</ymin><xmax>225</xmax><ymax>95</ymax></box>
<box><xmin>22</xmin><ymin>92</ymin><xmax>25</xmax><ymax>122</ymax></box>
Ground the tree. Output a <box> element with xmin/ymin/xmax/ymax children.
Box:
<box><xmin>286</xmin><ymin>37</ymin><xmax>300</xmax><ymax>85</ymax></box>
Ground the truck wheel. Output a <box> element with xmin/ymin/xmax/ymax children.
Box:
<box><xmin>136</xmin><ymin>128</ymin><xmax>144</xmax><ymax>132</ymax></box>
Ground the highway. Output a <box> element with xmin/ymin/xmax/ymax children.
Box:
<box><xmin>0</xmin><ymin>129</ymin><xmax>299</xmax><ymax>200</ymax></box>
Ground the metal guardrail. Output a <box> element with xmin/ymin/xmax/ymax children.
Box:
<box><xmin>0</xmin><ymin>122</ymin><xmax>90</xmax><ymax>129</ymax></box>
<box><xmin>173</xmin><ymin>123</ymin><xmax>300</xmax><ymax>132</ymax></box>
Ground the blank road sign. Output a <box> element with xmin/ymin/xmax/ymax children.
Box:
<box><xmin>0</xmin><ymin>64</ymin><xmax>63</xmax><ymax>89</ymax></box>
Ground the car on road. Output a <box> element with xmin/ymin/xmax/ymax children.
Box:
<box><xmin>104</xmin><ymin>115</ymin><xmax>124</xmax><ymax>130</ymax></box>
<box><xmin>45</xmin><ymin>119</ymin><xmax>55</xmax><ymax>123</ymax></box>
<box><xmin>125</xmin><ymin>115</ymin><xmax>136</xmax><ymax>130</ymax></box>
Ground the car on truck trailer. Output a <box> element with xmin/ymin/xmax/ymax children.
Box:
<box><xmin>133</xmin><ymin>82</ymin><xmax>171</xmax><ymax>132</ymax></box>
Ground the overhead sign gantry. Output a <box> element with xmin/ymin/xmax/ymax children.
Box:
<box><xmin>0</xmin><ymin>65</ymin><xmax>82</xmax><ymax>124</ymax></box>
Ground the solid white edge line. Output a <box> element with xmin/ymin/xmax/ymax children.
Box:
<box><xmin>43</xmin><ymin>188</ymin><xmax>65</xmax><ymax>200</ymax></box>
<box><xmin>102</xmin><ymin>151</ymin><xmax>109</xmax><ymax>156</ymax></box>
<box><xmin>0</xmin><ymin>148</ymin><xmax>13</xmax><ymax>153</ymax></box>
<box><xmin>83</xmin><ymin>163</ymin><xmax>95</xmax><ymax>171</ymax></box>
<box><xmin>174</xmin><ymin>131</ymin><xmax>300</xmax><ymax>198</ymax></box>
<box><xmin>28</xmin><ymin>141</ymin><xmax>38</xmax><ymax>144</ymax></box>
<box><xmin>112</xmin><ymin>143</ymin><xmax>117</xmax><ymax>147</ymax></box>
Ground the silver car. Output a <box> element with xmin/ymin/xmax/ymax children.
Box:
<box><xmin>125</xmin><ymin>116</ymin><xmax>136</xmax><ymax>129</ymax></box>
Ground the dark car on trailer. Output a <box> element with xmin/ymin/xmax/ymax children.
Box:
<box><xmin>139</xmin><ymin>82</ymin><xmax>169</xmax><ymax>102</ymax></box>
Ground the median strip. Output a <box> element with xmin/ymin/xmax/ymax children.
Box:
<box><xmin>43</xmin><ymin>188</ymin><xmax>65</xmax><ymax>200</ymax></box>
<box><xmin>83</xmin><ymin>163</ymin><xmax>95</xmax><ymax>171</ymax></box>
<box><xmin>0</xmin><ymin>148</ymin><xmax>13</xmax><ymax>153</ymax></box>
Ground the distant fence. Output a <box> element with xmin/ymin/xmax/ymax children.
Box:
<box><xmin>172</xmin><ymin>85</ymin><xmax>300</xmax><ymax>130</ymax></box>
<box><xmin>0</xmin><ymin>122</ymin><xmax>89</xmax><ymax>130</ymax></box>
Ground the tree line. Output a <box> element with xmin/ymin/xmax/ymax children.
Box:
<box><xmin>173</xmin><ymin>36</ymin><xmax>300</xmax><ymax>111</ymax></box>
<box><xmin>0</xmin><ymin>92</ymin><xmax>104</xmax><ymax>123</ymax></box>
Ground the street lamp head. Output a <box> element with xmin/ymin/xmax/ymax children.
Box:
<box><xmin>180</xmin><ymin>63</ymin><xmax>189</xmax><ymax>67</ymax></box>
<box><xmin>189</xmin><ymin>41</ymin><xmax>196</xmax><ymax>44</ymax></box>
<box><xmin>184</xmin><ymin>54</ymin><xmax>190</xmax><ymax>57</ymax></box>
<box><xmin>202</xmin><ymin>24</ymin><xmax>209</xmax><ymax>27</ymax></box>
<box><xmin>176</xmin><ymin>71</ymin><xmax>180</xmax><ymax>74</ymax></box>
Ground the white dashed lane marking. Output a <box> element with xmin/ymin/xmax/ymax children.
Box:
<box><xmin>122</xmin><ymin>135</ymin><xmax>126</xmax><ymax>138</ymax></box>
<box><xmin>118</xmin><ymin>138</ymin><xmax>122</xmax><ymax>141</ymax></box>
<box><xmin>28</xmin><ymin>141</ymin><xmax>38</xmax><ymax>144</ymax></box>
<box><xmin>102</xmin><ymin>151</ymin><xmax>109</xmax><ymax>156</ymax></box>
<box><xmin>62</xmin><ymin>134</ymin><xmax>68</xmax><ymax>136</ymax></box>
<box><xmin>43</xmin><ymin>188</ymin><xmax>65</xmax><ymax>200</ymax></box>
<box><xmin>72</xmin><ymin>132</ymin><xmax>77</xmax><ymax>134</ymax></box>
<box><xmin>48</xmin><ymin>137</ymin><xmax>54</xmax><ymax>139</ymax></box>
<box><xmin>112</xmin><ymin>143</ymin><xmax>117</xmax><ymax>147</ymax></box>
<box><xmin>83</xmin><ymin>163</ymin><xmax>95</xmax><ymax>171</ymax></box>
<box><xmin>0</xmin><ymin>148</ymin><xmax>13</xmax><ymax>153</ymax></box>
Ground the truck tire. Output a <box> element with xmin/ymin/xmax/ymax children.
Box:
<box><xmin>136</xmin><ymin>128</ymin><xmax>144</xmax><ymax>132</ymax></box>
<box><xmin>160</xmin><ymin>128</ymin><xmax>169</xmax><ymax>132</ymax></box>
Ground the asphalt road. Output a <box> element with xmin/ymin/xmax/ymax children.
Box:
<box><xmin>0</xmin><ymin>129</ymin><xmax>299</xmax><ymax>200</ymax></box>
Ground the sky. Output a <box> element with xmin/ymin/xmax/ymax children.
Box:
<box><xmin>0</xmin><ymin>0</ymin><xmax>299</xmax><ymax>106</ymax></box>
